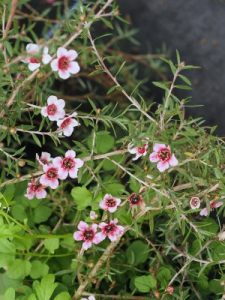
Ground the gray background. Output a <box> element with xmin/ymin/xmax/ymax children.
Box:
<box><xmin>119</xmin><ymin>0</ymin><xmax>225</xmax><ymax>134</ymax></box>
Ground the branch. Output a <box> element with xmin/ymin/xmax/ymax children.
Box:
<box><xmin>0</xmin><ymin>149</ymin><xmax>127</xmax><ymax>189</ymax></box>
<box><xmin>87</xmin><ymin>29</ymin><xmax>158</xmax><ymax>125</ymax></box>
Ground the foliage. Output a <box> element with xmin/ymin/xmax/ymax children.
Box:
<box><xmin>0</xmin><ymin>0</ymin><xmax>224</xmax><ymax>299</ymax></box>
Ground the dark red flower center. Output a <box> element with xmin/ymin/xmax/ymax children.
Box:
<box><xmin>60</xmin><ymin>118</ymin><xmax>71</xmax><ymax>129</ymax></box>
<box><xmin>47</xmin><ymin>103</ymin><xmax>57</xmax><ymax>115</ymax></box>
<box><xmin>62</xmin><ymin>157</ymin><xmax>75</xmax><ymax>170</ymax></box>
<box><xmin>31</xmin><ymin>182</ymin><xmax>43</xmax><ymax>192</ymax></box>
<box><xmin>158</xmin><ymin>148</ymin><xmax>171</xmax><ymax>162</ymax></box>
<box><xmin>137</xmin><ymin>146</ymin><xmax>146</xmax><ymax>154</ymax></box>
<box><xmin>58</xmin><ymin>56</ymin><xmax>69</xmax><ymax>70</ymax></box>
<box><xmin>106</xmin><ymin>198</ymin><xmax>116</xmax><ymax>207</ymax></box>
<box><xmin>128</xmin><ymin>193</ymin><xmax>142</xmax><ymax>206</ymax></box>
<box><xmin>83</xmin><ymin>229</ymin><xmax>94</xmax><ymax>241</ymax></box>
<box><xmin>210</xmin><ymin>201</ymin><xmax>217</xmax><ymax>209</ymax></box>
<box><xmin>191</xmin><ymin>197</ymin><xmax>199</xmax><ymax>207</ymax></box>
<box><xmin>103</xmin><ymin>223</ymin><xmax>116</xmax><ymax>234</ymax></box>
<box><xmin>46</xmin><ymin>167</ymin><xmax>58</xmax><ymax>179</ymax></box>
<box><xmin>30</xmin><ymin>57</ymin><xmax>40</xmax><ymax>63</ymax></box>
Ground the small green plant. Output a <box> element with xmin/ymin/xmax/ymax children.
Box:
<box><xmin>0</xmin><ymin>1</ymin><xmax>224</xmax><ymax>299</ymax></box>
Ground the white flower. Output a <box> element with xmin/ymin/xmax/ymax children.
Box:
<box><xmin>41</xmin><ymin>95</ymin><xmax>65</xmax><ymax>121</ymax></box>
<box><xmin>51</xmin><ymin>47</ymin><xmax>80</xmax><ymax>80</ymax></box>
<box><xmin>57</xmin><ymin>115</ymin><xmax>79</xmax><ymax>137</ymax></box>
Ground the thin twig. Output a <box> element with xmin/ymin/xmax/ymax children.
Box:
<box><xmin>87</xmin><ymin>28</ymin><xmax>158</xmax><ymax>125</ymax></box>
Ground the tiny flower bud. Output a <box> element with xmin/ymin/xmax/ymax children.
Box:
<box><xmin>9</xmin><ymin>127</ymin><xmax>17</xmax><ymax>134</ymax></box>
<box><xmin>18</xmin><ymin>159</ymin><xmax>26</xmax><ymax>167</ymax></box>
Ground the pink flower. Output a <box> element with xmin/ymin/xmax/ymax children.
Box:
<box><xmin>39</xmin><ymin>164</ymin><xmax>59</xmax><ymax>189</ymax></box>
<box><xmin>22</xmin><ymin>44</ymin><xmax>52</xmax><ymax>71</ymax></box>
<box><xmin>98</xmin><ymin>219</ymin><xmax>124</xmax><ymax>242</ymax></box>
<box><xmin>200</xmin><ymin>200</ymin><xmax>223</xmax><ymax>217</ymax></box>
<box><xmin>128</xmin><ymin>193</ymin><xmax>143</xmax><ymax>207</ymax></box>
<box><xmin>99</xmin><ymin>194</ymin><xmax>121</xmax><ymax>213</ymax></box>
<box><xmin>25</xmin><ymin>179</ymin><xmax>47</xmax><ymax>200</ymax></box>
<box><xmin>41</xmin><ymin>95</ymin><xmax>65</xmax><ymax>121</ymax></box>
<box><xmin>149</xmin><ymin>143</ymin><xmax>178</xmax><ymax>172</ymax></box>
<box><xmin>22</xmin><ymin>43</ymin><xmax>41</xmax><ymax>71</ymax></box>
<box><xmin>73</xmin><ymin>221</ymin><xmax>102</xmax><ymax>250</ymax></box>
<box><xmin>128</xmin><ymin>143</ymin><xmax>148</xmax><ymax>160</ymax></box>
<box><xmin>36</xmin><ymin>152</ymin><xmax>52</xmax><ymax>166</ymax></box>
<box><xmin>57</xmin><ymin>115</ymin><xmax>79</xmax><ymax>137</ymax></box>
<box><xmin>53</xmin><ymin>150</ymin><xmax>84</xmax><ymax>180</ymax></box>
<box><xmin>190</xmin><ymin>197</ymin><xmax>201</xmax><ymax>209</ymax></box>
<box><xmin>51</xmin><ymin>47</ymin><xmax>80</xmax><ymax>80</ymax></box>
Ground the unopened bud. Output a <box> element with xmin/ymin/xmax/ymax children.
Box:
<box><xmin>9</xmin><ymin>127</ymin><xmax>17</xmax><ymax>134</ymax></box>
<box><xmin>18</xmin><ymin>160</ymin><xmax>26</xmax><ymax>167</ymax></box>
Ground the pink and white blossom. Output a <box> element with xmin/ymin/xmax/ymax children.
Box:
<box><xmin>57</xmin><ymin>116</ymin><xmax>79</xmax><ymax>137</ymax></box>
<box><xmin>73</xmin><ymin>221</ymin><xmax>102</xmax><ymax>250</ymax></box>
<box><xmin>22</xmin><ymin>44</ymin><xmax>52</xmax><ymax>71</ymax></box>
<box><xmin>190</xmin><ymin>197</ymin><xmax>201</xmax><ymax>209</ymax></box>
<box><xmin>149</xmin><ymin>143</ymin><xmax>178</xmax><ymax>172</ymax></box>
<box><xmin>36</xmin><ymin>152</ymin><xmax>52</xmax><ymax>166</ymax></box>
<box><xmin>128</xmin><ymin>143</ymin><xmax>148</xmax><ymax>160</ymax></box>
<box><xmin>98</xmin><ymin>219</ymin><xmax>124</xmax><ymax>242</ymax></box>
<box><xmin>200</xmin><ymin>200</ymin><xmax>223</xmax><ymax>217</ymax></box>
<box><xmin>51</xmin><ymin>47</ymin><xmax>80</xmax><ymax>80</ymax></box>
<box><xmin>41</xmin><ymin>95</ymin><xmax>65</xmax><ymax>121</ymax></box>
<box><xmin>53</xmin><ymin>150</ymin><xmax>84</xmax><ymax>180</ymax></box>
<box><xmin>25</xmin><ymin>179</ymin><xmax>47</xmax><ymax>200</ymax></box>
<box><xmin>39</xmin><ymin>164</ymin><xmax>59</xmax><ymax>189</ymax></box>
<box><xmin>99</xmin><ymin>194</ymin><xmax>121</xmax><ymax>213</ymax></box>
<box><xmin>22</xmin><ymin>43</ymin><xmax>41</xmax><ymax>71</ymax></box>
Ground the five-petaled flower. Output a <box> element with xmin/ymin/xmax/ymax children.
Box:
<box><xmin>200</xmin><ymin>200</ymin><xmax>223</xmax><ymax>217</ymax></box>
<box><xmin>53</xmin><ymin>150</ymin><xmax>84</xmax><ymax>180</ymax></box>
<box><xmin>128</xmin><ymin>143</ymin><xmax>148</xmax><ymax>161</ymax></box>
<box><xmin>99</xmin><ymin>194</ymin><xmax>121</xmax><ymax>213</ymax></box>
<box><xmin>25</xmin><ymin>179</ymin><xmax>47</xmax><ymax>200</ymax></box>
<box><xmin>73</xmin><ymin>221</ymin><xmax>102</xmax><ymax>250</ymax></box>
<box><xmin>36</xmin><ymin>152</ymin><xmax>52</xmax><ymax>166</ymax></box>
<box><xmin>98</xmin><ymin>219</ymin><xmax>124</xmax><ymax>242</ymax></box>
<box><xmin>41</xmin><ymin>95</ymin><xmax>65</xmax><ymax>121</ymax></box>
<box><xmin>51</xmin><ymin>47</ymin><xmax>80</xmax><ymax>79</ymax></box>
<box><xmin>57</xmin><ymin>115</ymin><xmax>79</xmax><ymax>137</ymax></box>
<box><xmin>190</xmin><ymin>197</ymin><xmax>201</xmax><ymax>209</ymax></box>
<box><xmin>22</xmin><ymin>43</ymin><xmax>51</xmax><ymax>71</ymax></box>
<box><xmin>149</xmin><ymin>143</ymin><xmax>178</xmax><ymax>172</ymax></box>
<box><xmin>40</xmin><ymin>163</ymin><xmax>59</xmax><ymax>189</ymax></box>
<box><xmin>128</xmin><ymin>193</ymin><xmax>143</xmax><ymax>207</ymax></box>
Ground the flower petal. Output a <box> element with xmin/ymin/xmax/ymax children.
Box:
<box><xmin>78</xmin><ymin>221</ymin><xmax>88</xmax><ymax>231</ymax></box>
<box><xmin>68</xmin><ymin>61</ymin><xmax>80</xmax><ymax>74</ymax></box>
<box><xmin>67</xmin><ymin>49</ymin><xmax>78</xmax><ymax>60</ymax></box>
<box><xmin>169</xmin><ymin>154</ymin><xmax>178</xmax><ymax>167</ymax></box>
<box><xmin>51</xmin><ymin>59</ymin><xmax>58</xmax><ymax>71</ymax></box>
<box><xmin>157</xmin><ymin>161</ymin><xmax>169</xmax><ymax>172</ymax></box>
<box><xmin>57</xmin><ymin>47</ymin><xmax>67</xmax><ymax>57</ymax></box>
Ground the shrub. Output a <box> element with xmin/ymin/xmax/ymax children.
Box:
<box><xmin>0</xmin><ymin>1</ymin><xmax>224</xmax><ymax>299</ymax></box>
